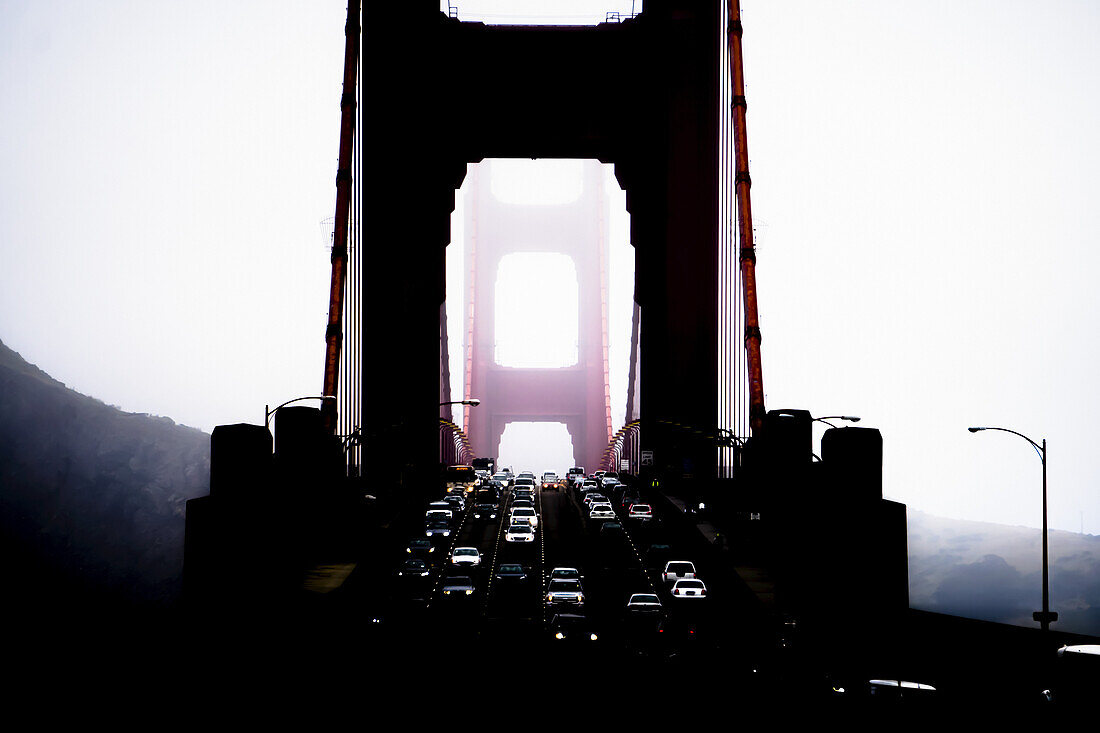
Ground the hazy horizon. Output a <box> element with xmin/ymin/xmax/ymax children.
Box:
<box><xmin>2</xmin><ymin>1</ymin><xmax>1099</xmax><ymax>536</ymax></box>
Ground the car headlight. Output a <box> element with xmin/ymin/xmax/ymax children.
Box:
<box><xmin>465</xmin><ymin>589</ymin><xmax>474</xmax><ymax>595</ymax></box>
<box><xmin>590</xmin><ymin>633</ymin><xmax>598</xmax><ymax>641</ymax></box>
<box><xmin>443</xmin><ymin>590</ymin><xmax>451</xmax><ymax>595</ymax></box>
<box><xmin>555</xmin><ymin>632</ymin><xmax>564</xmax><ymax>640</ymax></box>
<box><xmin>420</xmin><ymin>571</ymin><xmax>429</xmax><ymax>577</ymax></box>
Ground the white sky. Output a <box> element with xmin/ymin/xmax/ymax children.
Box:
<box><xmin>1</xmin><ymin>1</ymin><xmax>1098</xmax><ymax>534</ymax></box>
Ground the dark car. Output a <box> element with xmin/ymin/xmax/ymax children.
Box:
<box><xmin>494</xmin><ymin>563</ymin><xmax>529</xmax><ymax>584</ymax></box>
<box><xmin>473</xmin><ymin>502</ymin><xmax>499</xmax><ymax>520</ymax></box>
<box><xmin>548</xmin><ymin>613</ymin><xmax>600</xmax><ymax>643</ymax></box>
<box><xmin>396</xmin><ymin>558</ymin><xmax>431</xmax><ymax>578</ymax></box>
<box><xmin>425</xmin><ymin>518</ymin><xmax>452</xmax><ymax>538</ymax></box>
<box><xmin>406</xmin><ymin>538</ymin><xmax>437</xmax><ymax>559</ymax></box>
<box><xmin>599</xmin><ymin>521</ymin><xmax>624</xmax><ymax>539</ymax></box>
<box><xmin>645</xmin><ymin>543</ymin><xmax>672</xmax><ymax>568</ymax></box>
<box><xmin>439</xmin><ymin>575</ymin><xmax>476</xmax><ymax>599</ymax></box>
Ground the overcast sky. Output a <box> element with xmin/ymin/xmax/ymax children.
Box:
<box><xmin>2</xmin><ymin>1</ymin><xmax>1098</xmax><ymax>535</ymax></box>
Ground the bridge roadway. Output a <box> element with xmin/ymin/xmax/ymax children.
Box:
<box><xmin>365</xmin><ymin>479</ymin><xmax>767</xmax><ymax>707</ymax></box>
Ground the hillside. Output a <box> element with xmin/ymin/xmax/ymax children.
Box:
<box><xmin>908</xmin><ymin>509</ymin><xmax>1100</xmax><ymax>637</ymax></box>
<box><xmin>0</xmin><ymin>338</ymin><xmax>210</xmax><ymax>615</ymax></box>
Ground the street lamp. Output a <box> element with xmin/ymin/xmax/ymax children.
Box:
<box><xmin>441</xmin><ymin>398</ymin><xmax>481</xmax><ymax>407</ymax></box>
<box><xmin>968</xmin><ymin>426</ymin><xmax>1057</xmax><ymax>632</ymax></box>
<box><xmin>813</xmin><ymin>415</ymin><xmax>861</xmax><ymax>428</ymax></box>
<box><xmin>265</xmin><ymin>395</ymin><xmax>337</xmax><ymax>427</ymax></box>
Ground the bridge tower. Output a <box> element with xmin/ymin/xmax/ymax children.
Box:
<box><xmin>463</xmin><ymin>161</ymin><xmax>613</xmax><ymax>472</ymax></box>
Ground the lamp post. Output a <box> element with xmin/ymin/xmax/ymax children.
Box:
<box><xmin>440</xmin><ymin>399</ymin><xmax>479</xmax><ymax>465</ymax></box>
<box><xmin>813</xmin><ymin>415</ymin><xmax>861</xmax><ymax>428</ymax></box>
<box><xmin>968</xmin><ymin>426</ymin><xmax>1057</xmax><ymax>632</ymax></box>
<box><xmin>440</xmin><ymin>399</ymin><xmax>481</xmax><ymax>407</ymax></box>
<box><xmin>265</xmin><ymin>395</ymin><xmax>337</xmax><ymax>427</ymax></box>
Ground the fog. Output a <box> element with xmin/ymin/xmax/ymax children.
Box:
<box><xmin>1</xmin><ymin>1</ymin><xmax>1098</xmax><ymax>534</ymax></box>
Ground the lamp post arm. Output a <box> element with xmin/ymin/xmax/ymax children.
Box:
<box><xmin>266</xmin><ymin>395</ymin><xmax>337</xmax><ymax>428</ymax></box>
<box><xmin>972</xmin><ymin>426</ymin><xmax>1044</xmax><ymax>461</ymax></box>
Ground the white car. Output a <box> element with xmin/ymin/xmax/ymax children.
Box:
<box><xmin>626</xmin><ymin>593</ymin><xmax>663</xmax><ymax>611</ymax></box>
<box><xmin>451</xmin><ymin>547</ymin><xmax>481</xmax><ymax>567</ymax></box>
<box><xmin>583</xmin><ymin>493</ymin><xmax>607</xmax><ymax>507</ymax></box>
<box><xmin>549</xmin><ymin>567</ymin><xmax>583</xmax><ymax>582</ymax></box>
<box><xmin>505</xmin><ymin>523</ymin><xmax>536</xmax><ymax>543</ymax></box>
<box><xmin>546</xmin><ymin>579</ymin><xmax>585</xmax><ymax>605</ymax></box>
<box><xmin>510</xmin><ymin>506</ymin><xmax>539</xmax><ymax>529</ymax></box>
<box><xmin>589</xmin><ymin>504</ymin><xmax>615</xmax><ymax>520</ymax></box>
<box><xmin>627</xmin><ymin>504</ymin><xmax>653</xmax><ymax>520</ymax></box>
<box><xmin>662</xmin><ymin>560</ymin><xmax>697</xmax><ymax>583</ymax></box>
<box><xmin>425</xmin><ymin>509</ymin><xmax>452</xmax><ymax>523</ymax></box>
<box><xmin>671</xmin><ymin>578</ymin><xmax>707</xmax><ymax>599</ymax></box>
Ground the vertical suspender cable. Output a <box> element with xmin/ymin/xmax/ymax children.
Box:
<box><xmin>321</xmin><ymin>0</ymin><xmax>361</xmax><ymax>434</ymax></box>
<box><xmin>726</xmin><ymin>0</ymin><xmax>766</xmax><ymax>434</ymax></box>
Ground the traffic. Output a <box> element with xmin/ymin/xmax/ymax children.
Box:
<box><xmin>372</xmin><ymin>464</ymin><xmax>735</xmax><ymax>670</ymax></box>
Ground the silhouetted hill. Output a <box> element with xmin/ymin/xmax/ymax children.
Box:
<box><xmin>908</xmin><ymin>509</ymin><xmax>1100</xmax><ymax>637</ymax></box>
<box><xmin>0</xmin><ymin>338</ymin><xmax>209</xmax><ymax>617</ymax></box>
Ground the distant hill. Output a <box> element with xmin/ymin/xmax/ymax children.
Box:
<box><xmin>907</xmin><ymin>509</ymin><xmax>1100</xmax><ymax>637</ymax></box>
<box><xmin>0</xmin><ymin>338</ymin><xmax>209</xmax><ymax>615</ymax></box>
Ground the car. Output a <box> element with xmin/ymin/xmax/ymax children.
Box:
<box><xmin>580</xmin><ymin>480</ymin><xmax>597</xmax><ymax>493</ymax></box>
<box><xmin>451</xmin><ymin>547</ymin><xmax>481</xmax><ymax>567</ymax></box>
<box><xmin>662</xmin><ymin>560</ymin><xmax>697</xmax><ymax>583</ymax></box>
<box><xmin>646</xmin><ymin>544</ymin><xmax>672</xmax><ymax>568</ymax></box>
<box><xmin>510</xmin><ymin>506</ymin><xmax>538</xmax><ymax>528</ymax></box>
<box><xmin>541</xmin><ymin>472</ymin><xmax>561</xmax><ymax>490</ymax></box>
<box><xmin>505</xmin><ymin>523</ymin><xmax>536</xmax><ymax>543</ymax></box>
<box><xmin>626</xmin><ymin>593</ymin><xmax>663</xmax><ymax>614</ymax></box>
<box><xmin>548</xmin><ymin>613</ymin><xmax>599</xmax><ymax>643</ymax></box>
<box><xmin>511</xmin><ymin>498</ymin><xmax>534</xmax><ymax>510</ymax></box>
<box><xmin>425</xmin><ymin>519</ymin><xmax>452</xmax><ymax>538</ymax></box>
<box><xmin>406</xmin><ymin>538</ymin><xmax>436</xmax><ymax>558</ymax></box>
<box><xmin>472</xmin><ymin>503</ymin><xmax>498</xmax><ymax>520</ymax></box>
<box><xmin>442</xmin><ymin>494</ymin><xmax>466</xmax><ymax>512</ymax></box>
<box><xmin>546</xmin><ymin>578</ymin><xmax>585</xmax><ymax>605</ymax></box>
<box><xmin>599</xmin><ymin>521</ymin><xmax>624</xmax><ymax>538</ymax></box>
<box><xmin>396</xmin><ymin>558</ymin><xmax>431</xmax><ymax>578</ymax></box>
<box><xmin>492</xmin><ymin>472</ymin><xmax>513</xmax><ymax>487</ymax></box>
<box><xmin>549</xmin><ymin>567</ymin><xmax>583</xmax><ymax>582</ymax></box>
<box><xmin>670</xmin><ymin>578</ymin><xmax>707</xmax><ymax>598</ymax></box>
<box><xmin>428</xmin><ymin>501</ymin><xmax>453</xmax><ymax>512</ymax></box>
<box><xmin>440</xmin><ymin>575</ymin><xmax>476</xmax><ymax>598</ymax></box>
<box><xmin>512</xmin><ymin>486</ymin><xmax>536</xmax><ymax>500</ymax></box>
<box><xmin>494</xmin><ymin>563</ymin><xmax>529</xmax><ymax>583</ymax></box>
<box><xmin>627</xmin><ymin>504</ymin><xmax>653</xmax><ymax>521</ymax></box>
<box><xmin>657</xmin><ymin>616</ymin><xmax>699</xmax><ymax>643</ymax></box>
<box><xmin>583</xmin><ymin>492</ymin><xmax>605</xmax><ymax>505</ymax></box>
<box><xmin>589</xmin><ymin>504</ymin><xmax>615</xmax><ymax>520</ymax></box>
